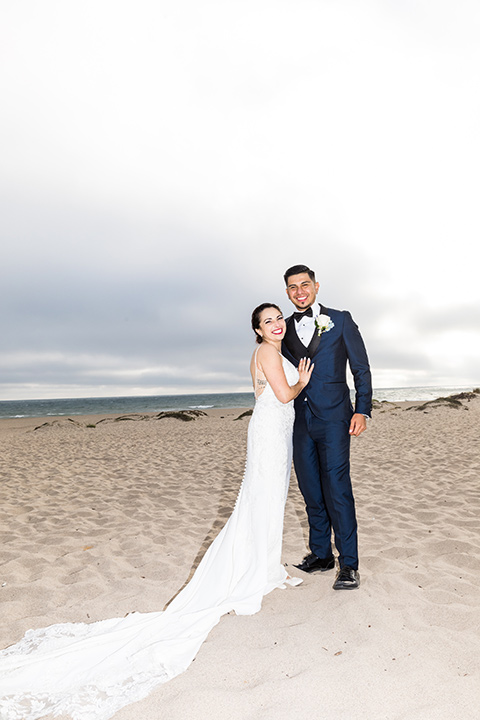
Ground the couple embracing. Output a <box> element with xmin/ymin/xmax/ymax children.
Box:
<box><xmin>252</xmin><ymin>263</ymin><xmax>372</xmax><ymax>591</ymax></box>
<box><xmin>0</xmin><ymin>263</ymin><xmax>372</xmax><ymax>720</ymax></box>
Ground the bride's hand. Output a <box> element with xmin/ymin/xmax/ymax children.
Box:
<box><xmin>298</xmin><ymin>357</ymin><xmax>314</xmax><ymax>386</ymax></box>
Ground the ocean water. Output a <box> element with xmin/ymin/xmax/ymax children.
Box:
<box><xmin>0</xmin><ymin>393</ymin><xmax>255</xmax><ymax>420</ymax></box>
<box><xmin>0</xmin><ymin>386</ymin><xmax>477</xmax><ymax>420</ymax></box>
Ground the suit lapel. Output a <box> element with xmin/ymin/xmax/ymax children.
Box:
<box><xmin>284</xmin><ymin>304</ymin><xmax>330</xmax><ymax>360</ymax></box>
<box><xmin>306</xmin><ymin>304</ymin><xmax>328</xmax><ymax>357</ymax></box>
<box><xmin>283</xmin><ymin>316</ymin><xmax>307</xmax><ymax>361</ymax></box>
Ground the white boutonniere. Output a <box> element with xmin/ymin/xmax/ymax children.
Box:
<box><xmin>315</xmin><ymin>314</ymin><xmax>335</xmax><ymax>337</ymax></box>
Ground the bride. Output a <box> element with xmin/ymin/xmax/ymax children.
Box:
<box><xmin>0</xmin><ymin>304</ymin><xmax>313</xmax><ymax>720</ymax></box>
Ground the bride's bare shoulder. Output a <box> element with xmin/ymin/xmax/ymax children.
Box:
<box><xmin>255</xmin><ymin>343</ymin><xmax>282</xmax><ymax>366</ymax></box>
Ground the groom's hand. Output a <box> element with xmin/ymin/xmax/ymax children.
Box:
<box><xmin>349</xmin><ymin>413</ymin><xmax>367</xmax><ymax>437</ymax></box>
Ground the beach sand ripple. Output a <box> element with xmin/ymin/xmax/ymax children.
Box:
<box><xmin>1</xmin><ymin>398</ymin><xmax>479</xmax><ymax>719</ymax></box>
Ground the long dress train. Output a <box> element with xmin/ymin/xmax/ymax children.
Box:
<box><xmin>0</xmin><ymin>356</ymin><xmax>299</xmax><ymax>720</ymax></box>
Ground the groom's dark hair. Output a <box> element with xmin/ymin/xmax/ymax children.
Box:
<box><xmin>283</xmin><ymin>264</ymin><xmax>316</xmax><ymax>285</ymax></box>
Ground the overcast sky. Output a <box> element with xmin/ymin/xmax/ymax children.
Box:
<box><xmin>2</xmin><ymin>0</ymin><xmax>479</xmax><ymax>400</ymax></box>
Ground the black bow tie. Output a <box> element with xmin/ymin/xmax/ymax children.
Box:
<box><xmin>293</xmin><ymin>307</ymin><xmax>313</xmax><ymax>322</ymax></box>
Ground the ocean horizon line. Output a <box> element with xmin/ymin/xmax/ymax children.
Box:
<box><xmin>0</xmin><ymin>385</ymin><xmax>478</xmax><ymax>420</ymax></box>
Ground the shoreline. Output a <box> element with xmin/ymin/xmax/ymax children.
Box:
<box><xmin>1</xmin><ymin>386</ymin><xmax>478</xmax><ymax>422</ymax></box>
<box><xmin>1</xmin><ymin>387</ymin><xmax>478</xmax><ymax>431</ymax></box>
<box><xmin>0</xmin><ymin>401</ymin><xmax>427</xmax><ymax>433</ymax></box>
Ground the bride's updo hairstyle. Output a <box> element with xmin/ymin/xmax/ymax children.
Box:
<box><xmin>251</xmin><ymin>303</ymin><xmax>283</xmax><ymax>344</ymax></box>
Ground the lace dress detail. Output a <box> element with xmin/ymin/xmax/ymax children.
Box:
<box><xmin>0</xmin><ymin>357</ymin><xmax>299</xmax><ymax>720</ymax></box>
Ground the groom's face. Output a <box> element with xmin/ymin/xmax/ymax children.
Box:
<box><xmin>285</xmin><ymin>272</ymin><xmax>319</xmax><ymax>311</ymax></box>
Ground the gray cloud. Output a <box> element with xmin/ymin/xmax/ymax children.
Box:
<box><xmin>2</xmin><ymin>1</ymin><xmax>480</xmax><ymax>399</ymax></box>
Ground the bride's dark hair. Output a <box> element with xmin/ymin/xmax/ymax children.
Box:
<box><xmin>251</xmin><ymin>303</ymin><xmax>283</xmax><ymax>344</ymax></box>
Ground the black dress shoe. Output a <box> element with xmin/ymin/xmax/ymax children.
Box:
<box><xmin>294</xmin><ymin>553</ymin><xmax>335</xmax><ymax>573</ymax></box>
<box><xmin>332</xmin><ymin>566</ymin><xmax>360</xmax><ymax>590</ymax></box>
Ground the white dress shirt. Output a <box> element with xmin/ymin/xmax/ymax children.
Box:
<box><xmin>294</xmin><ymin>301</ymin><xmax>321</xmax><ymax>347</ymax></box>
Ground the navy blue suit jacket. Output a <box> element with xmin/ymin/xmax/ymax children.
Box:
<box><xmin>282</xmin><ymin>305</ymin><xmax>372</xmax><ymax>422</ymax></box>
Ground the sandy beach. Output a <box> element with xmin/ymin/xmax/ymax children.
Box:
<box><xmin>1</xmin><ymin>394</ymin><xmax>479</xmax><ymax>719</ymax></box>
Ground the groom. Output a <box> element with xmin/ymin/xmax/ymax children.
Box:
<box><xmin>281</xmin><ymin>264</ymin><xmax>372</xmax><ymax>590</ymax></box>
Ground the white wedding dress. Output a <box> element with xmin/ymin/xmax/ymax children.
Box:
<box><xmin>0</xmin><ymin>355</ymin><xmax>299</xmax><ymax>720</ymax></box>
